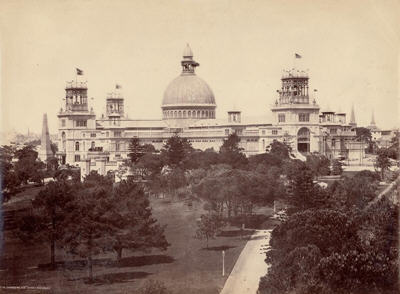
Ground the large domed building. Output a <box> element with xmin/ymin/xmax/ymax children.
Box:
<box><xmin>57</xmin><ymin>45</ymin><xmax>361</xmax><ymax>178</ymax></box>
<box><xmin>162</xmin><ymin>44</ymin><xmax>216</xmax><ymax>128</ymax></box>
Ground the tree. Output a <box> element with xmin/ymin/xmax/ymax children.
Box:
<box><xmin>111</xmin><ymin>179</ymin><xmax>169</xmax><ymax>261</ymax></box>
<box><xmin>331</xmin><ymin>159</ymin><xmax>343</xmax><ymax>176</ymax></box>
<box><xmin>219</xmin><ymin>133</ymin><xmax>248</xmax><ymax>168</ymax></box>
<box><xmin>14</xmin><ymin>145</ymin><xmax>45</xmax><ymax>184</ymax></box>
<box><xmin>0</xmin><ymin>145</ymin><xmax>21</xmax><ymax>196</ymax></box>
<box><xmin>128</xmin><ymin>137</ymin><xmax>145</xmax><ymax>165</ymax></box>
<box><xmin>375</xmin><ymin>148</ymin><xmax>392</xmax><ymax>180</ymax></box>
<box><xmin>266</xmin><ymin>140</ymin><xmax>292</xmax><ymax>159</ymax></box>
<box><xmin>195</xmin><ymin>214</ymin><xmax>224</xmax><ymax>248</ymax></box>
<box><xmin>306</xmin><ymin>154</ymin><xmax>331</xmax><ymax>178</ymax></box>
<box><xmin>161</xmin><ymin>133</ymin><xmax>193</xmax><ymax>168</ymax></box>
<box><xmin>62</xmin><ymin>183</ymin><xmax>116</xmax><ymax>282</ymax></box>
<box><xmin>16</xmin><ymin>180</ymin><xmax>76</xmax><ymax>268</ymax></box>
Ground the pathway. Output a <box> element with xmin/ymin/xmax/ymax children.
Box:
<box><xmin>220</xmin><ymin>229</ymin><xmax>272</xmax><ymax>294</ymax></box>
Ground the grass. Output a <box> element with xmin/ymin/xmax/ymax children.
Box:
<box><xmin>0</xmin><ymin>189</ymin><xmax>274</xmax><ymax>294</ymax></box>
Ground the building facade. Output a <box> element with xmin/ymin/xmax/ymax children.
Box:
<box><xmin>57</xmin><ymin>45</ymin><xmax>359</xmax><ymax>175</ymax></box>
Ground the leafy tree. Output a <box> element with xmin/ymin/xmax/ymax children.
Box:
<box><xmin>161</xmin><ymin>133</ymin><xmax>193</xmax><ymax>168</ymax></box>
<box><xmin>266</xmin><ymin>140</ymin><xmax>292</xmax><ymax>159</ymax></box>
<box><xmin>355</xmin><ymin>127</ymin><xmax>372</xmax><ymax>142</ymax></box>
<box><xmin>219</xmin><ymin>133</ymin><xmax>248</xmax><ymax>168</ymax></box>
<box><xmin>194</xmin><ymin>214</ymin><xmax>224</xmax><ymax>248</ymax></box>
<box><xmin>331</xmin><ymin>159</ymin><xmax>343</xmax><ymax>176</ymax></box>
<box><xmin>328</xmin><ymin>175</ymin><xmax>378</xmax><ymax>210</ymax></box>
<box><xmin>0</xmin><ymin>145</ymin><xmax>21</xmax><ymax>195</ymax></box>
<box><xmin>16</xmin><ymin>180</ymin><xmax>76</xmax><ymax>268</ymax></box>
<box><xmin>306</xmin><ymin>154</ymin><xmax>331</xmax><ymax>178</ymax></box>
<box><xmin>128</xmin><ymin>137</ymin><xmax>145</xmax><ymax>165</ymax></box>
<box><xmin>375</xmin><ymin>148</ymin><xmax>392</xmax><ymax>180</ymax></box>
<box><xmin>111</xmin><ymin>180</ymin><xmax>169</xmax><ymax>261</ymax></box>
<box><xmin>14</xmin><ymin>145</ymin><xmax>45</xmax><ymax>184</ymax></box>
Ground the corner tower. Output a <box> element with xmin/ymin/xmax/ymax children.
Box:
<box><xmin>271</xmin><ymin>68</ymin><xmax>320</xmax><ymax>153</ymax></box>
<box><xmin>57</xmin><ymin>71</ymin><xmax>96</xmax><ymax>165</ymax></box>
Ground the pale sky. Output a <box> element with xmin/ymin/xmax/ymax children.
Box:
<box><xmin>1</xmin><ymin>0</ymin><xmax>399</xmax><ymax>135</ymax></box>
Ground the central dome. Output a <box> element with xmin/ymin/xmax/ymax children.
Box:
<box><xmin>163</xmin><ymin>75</ymin><xmax>215</xmax><ymax>106</ymax></box>
<box><xmin>162</xmin><ymin>44</ymin><xmax>216</xmax><ymax>107</ymax></box>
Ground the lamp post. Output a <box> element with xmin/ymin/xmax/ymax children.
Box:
<box><xmin>222</xmin><ymin>250</ymin><xmax>225</xmax><ymax>277</ymax></box>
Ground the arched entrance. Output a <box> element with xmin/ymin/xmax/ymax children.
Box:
<box><xmin>297</xmin><ymin>127</ymin><xmax>310</xmax><ymax>153</ymax></box>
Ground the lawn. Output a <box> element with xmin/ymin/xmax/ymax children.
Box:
<box><xmin>0</xmin><ymin>190</ymin><xmax>273</xmax><ymax>294</ymax></box>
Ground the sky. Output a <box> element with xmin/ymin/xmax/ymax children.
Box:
<box><xmin>1</xmin><ymin>0</ymin><xmax>399</xmax><ymax>135</ymax></box>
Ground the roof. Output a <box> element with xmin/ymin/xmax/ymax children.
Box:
<box><xmin>96</xmin><ymin>119</ymin><xmax>167</xmax><ymax>129</ymax></box>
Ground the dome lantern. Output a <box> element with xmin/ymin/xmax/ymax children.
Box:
<box><xmin>181</xmin><ymin>44</ymin><xmax>199</xmax><ymax>75</ymax></box>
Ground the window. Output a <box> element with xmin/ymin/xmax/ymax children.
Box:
<box><xmin>278</xmin><ymin>114</ymin><xmax>285</xmax><ymax>122</ymax></box>
<box><xmin>116</xmin><ymin>142</ymin><xmax>120</xmax><ymax>151</ymax></box>
<box><xmin>90</xmin><ymin>133</ymin><xmax>96</xmax><ymax>137</ymax></box>
<box><xmin>262</xmin><ymin>130</ymin><xmax>266</xmax><ymax>135</ymax></box>
<box><xmin>114</xmin><ymin>131</ymin><xmax>121</xmax><ymax>137</ymax></box>
<box><xmin>61</xmin><ymin>119</ymin><xmax>66</xmax><ymax>127</ymax></box>
<box><xmin>330</xmin><ymin>128</ymin><xmax>337</xmax><ymax>134</ymax></box>
<box><xmin>225</xmin><ymin>129</ymin><xmax>229</xmax><ymax>136</ymax></box>
<box><xmin>74</xmin><ymin>155</ymin><xmax>80</xmax><ymax>162</ymax></box>
<box><xmin>272</xmin><ymin>130</ymin><xmax>278</xmax><ymax>135</ymax></box>
<box><xmin>75</xmin><ymin>141</ymin><xmax>80</xmax><ymax>151</ymax></box>
<box><xmin>299</xmin><ymin>113</ymin><xmax>310</xmax><ymax>122</ymax></box>
<box><xmin>76</xmin><ymin>120</ymin><xmax>87</xmax><ymax>127</ymax></box>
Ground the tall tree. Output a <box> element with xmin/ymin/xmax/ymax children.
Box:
<box><xmin>128</xmin><ymin>137</ymin><xmax>145</xmax><ymax>165</ymax></box>
<box><xmin>16</xmin><ymin>180</ymin><xmax>76</xmax><ymax>268</ymax></box>
<box><xmin>195</xmin><ymin>214</ymin><xmax>224</xmax><ymax>248</ymax></box>
<box><xmin>62</xmin><ymin>184</ymin><xmax>116</xmax><ymax>282</ymax></box>
<box><xmin>111</xmin><ymin>180</ymin><xmax>169</xmax><ymax>261</ymax></box>
<box><xmin>161</xmin><ymin>133</ymin><xmax>193</xmax><ymax>168</ymax></box>
<box><xmin>219</xmin><ymin>133</ymin><xmax>248</xmax><ymax>168</ymax></box>
<box><xmin>375</xmin><ymin>148</ymin><xmax>392</xmax><ymax>180</ymax></box>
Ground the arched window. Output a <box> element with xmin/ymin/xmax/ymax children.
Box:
<box><xmin>174</xmin><ymin>111</ymin><xmax>177</xmax><ymax>118</ymax></box>
<box><xmin>193</xmin><ymin>111</ymin><xmax>196</xmax><ymax>118</ymax></box>
<box><xmin>178</xmin><ymin>111</ymin><xmax>182</xmax><ymax>118</ymax></box>
<box><xmin>75</xmin><ymin>141</ymin><xmax>79</xmax><ymax>151</ymax></box>
<box><xmin>91</xmin><ymin>141</ymin><xmax>95</xmax><ymax>150</ymax></box>
<box><xmin>183</xmin><ymin>110</ymin><xmax>186</xmax><ymax>118</ymax></box>
<box><xmin>197</xmin><ymin>110</ymin><xmax>200</xmax><ymax>117</ymax></box>
<box><xmin>201</xmin><ymin>110</ymin><xmax>204</xmax><ymax>118</ymax></box>
<box><xmin>188</xmin><ymin>111</ymin><xmax>191</xmax><ymax>117</ymax></box>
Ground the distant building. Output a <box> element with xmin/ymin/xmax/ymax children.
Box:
<box><xmin>56</xmin><ymin>45</ymin><xmax>361</xmax><ymax>175</ymax></box>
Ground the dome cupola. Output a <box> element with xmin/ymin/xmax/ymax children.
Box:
<box><xmin>162</xmin><ymin>44</ymin><xmax>216</xmax><ymax>125</ymax></box>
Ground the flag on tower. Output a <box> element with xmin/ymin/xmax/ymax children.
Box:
<box><xmin>116</xmin><ymin>84</ymin><xmax>122</xmax><ymax>89</ymax></box>
<box><xmin>295</xmin><ymin>53</ymin><xmax>302</xmax><ymax>58</ymax></box>
<box><xmin>76</xmin><ymin>68</ymin><xmax>84</xmax><ymax>75</ymax></box>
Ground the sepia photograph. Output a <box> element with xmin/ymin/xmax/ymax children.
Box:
<box><xmin>0</xmin><ymin>0</ymin><xmax>399</xmax><ymax>293</ymax></box>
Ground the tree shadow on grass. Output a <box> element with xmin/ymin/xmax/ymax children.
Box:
<box><xmin>218</xmin><ymin>229</ymin><xmax>255</xmax><ymax>237</ymax></box>
<box><xmin>110</xmin><ymin>254</ymin><xmax>175</xmax><ymax>268</ymax></box>
<box><xmin>84</xmin><ymin>271</ymin><xmax>152</xmax><ymax>285</ymax></box>
<box><xmin>202</xmin><ymin>245</ymin><xmax>236</xmax><ymax>251</ymax></box>
<box><xmin>38</xmin><ymin>257</ymin><xmax>112</xmax><ymax>271</ymax></box>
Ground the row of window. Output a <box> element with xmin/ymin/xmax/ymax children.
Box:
<box><xmin>163</xmin><ymin>109</ymin><xmax>215</xmax><ymax>119</ymax></box>
<box><xmin>278</xmin><ymin>113</ymin><xmax>310</xmax><ymax>123</ymax></box>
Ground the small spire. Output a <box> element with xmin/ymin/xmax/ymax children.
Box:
<box><xmin>370</xmin><ymin>110</ymin><xmax>376</xmax><ymax>125</ymax></box>
<box><xmin>349</xmin><ymin>104</ymin><xmax>356</xmax><ymax>126</ymax></box>
<box><xmin>183</xmin><ymin>43</ymin><xmax>193</xmax><ymax>58</ymax></box>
